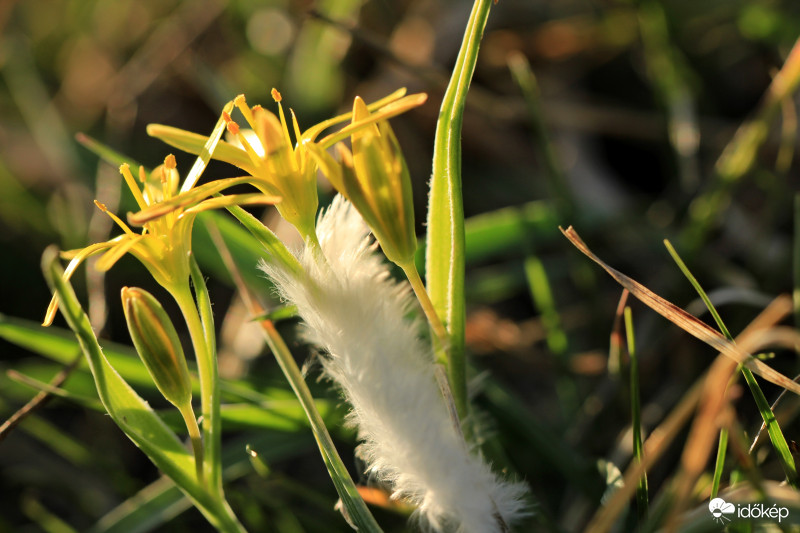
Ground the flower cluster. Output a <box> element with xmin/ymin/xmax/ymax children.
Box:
<box><xmin>44</xmin><ymin>87</ymin><xmax>526</xmax><ymax>532</ymax></box>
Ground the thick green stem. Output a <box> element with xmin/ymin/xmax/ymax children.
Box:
<box><xmin>425</xmin><ymin>0</ymin><xmax>493</xmax><ymax>429</ymax></box>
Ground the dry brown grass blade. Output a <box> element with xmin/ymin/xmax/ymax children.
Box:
<box><xmin>584</xmin><ymin>296</ymin><xmax>792</xmax><ymax>533</ymax></box>
<box><xmin>561</xmin><ymin>226</ymin><xmax>800</xmax><ymax>395</ymax></box>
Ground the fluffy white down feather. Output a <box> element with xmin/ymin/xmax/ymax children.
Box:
<box><xmin>260</xmin><ymin>196</ymin><xmax>527</xmax><ymax>532</ymax></box>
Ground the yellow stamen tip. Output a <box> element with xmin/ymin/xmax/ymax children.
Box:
<box><xmin>234</xmin><ymin>94</ymin><xmax>247</xmax><ymax>107</ymax></box>
<box><xmin>119</xmin><ymin>163</ymin><xmax>130</xmax><ymax>173</ymax></box>
<box><xmin>94</xmin><ymin>199</ymin><xmax>108</xmax><ymax>212</ymax></box>
<box><xmin>138</xmin><ymin>166</ymin><xmax>147</xmax><ymax>183</ymax></box>
<box><xmin>271</xmin><ymin>88</ymin><xmax>282</xmax><ymax>102</ymax></box>
<box><xmin>252</xmin><ymin>104</ymin><xmax>263</xmax><ymax>112</ymax></box>
<box><xmin>164</xmin><ymin>154</ymin><xmax>176</xmax><ymax>169</ymax></box>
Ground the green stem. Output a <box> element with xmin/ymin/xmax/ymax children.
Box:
<box><xmin>178</xmin><ymin>401</ymin><xmax>204</xmax><ymax>486</ymax></box>
<box><xmin>400</xmin><ymin>260</ymin><xmax>468</xmax><ymax>437</ymax></box>
<box><xmin>171</xmin><ymin>284</ymin><xmax>222</xmax><ymax>494</ymax></box>
<box><xmin>665</xmin><ymin>239</ymin><xmax>798</xmax><ymax>488</ymax></box>
<box><xmin>400</xmin><ymin>261</ymin><xmax>450</xmax><ymax>349</ymax></box>
<box><xmin>710</xmin><ymin>428</ymin><xmax>728</xmax><ymax>498</ymax></box>
<box><xmin>625</xmin><ymin>307</ymin><xmax>648</xmax><ymax>521</ymax></box>
<box><xmin>258</xmin><ymin>319</ymin><xmax>383</xmax><ymax>532</ymax></box>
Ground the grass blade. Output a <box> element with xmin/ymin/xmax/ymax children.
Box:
<box><xmin>507</xmin><ymin>52</ymin><xmax>575</xmax><ymax>218</ymax></box>
<box><xmin>624</xmin><ymin>306</ymin><xmax>648</xmax><ymax>521</ymax></box>
<box><xmin>664</xmin><ymin>239</ymin><xmax>798</xmax><ymax>487</ymax></box>
<box><xmin>685</xmin><ymin>37</ymin><xmax>800</xmax><ymax>246</ymax></box>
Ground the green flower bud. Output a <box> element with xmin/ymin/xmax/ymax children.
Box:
<box><xmin>307</xmin><ymin>96</ymin><xmax>419</xmax><ymax>266</ymax></box>
<box><xmin>121</xmin><ymin>287</ymin><xmax>192</xmax><ymax>408</ymax></box>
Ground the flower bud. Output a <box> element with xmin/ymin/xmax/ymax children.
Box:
<box><xmin>310</xmin><ymin>96</ymin><xmax>417</xmax><ymax>265</ymax></box>
<box><xmin>121</xmin><ymin>287</ymin><xmax>192</xmax><ymax>408</ymax></box>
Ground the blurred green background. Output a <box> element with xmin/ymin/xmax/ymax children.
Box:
<box><xmin>2</xmin><ymin>0</ymin><xmax>800</xmax><ymax>531</ymax></box>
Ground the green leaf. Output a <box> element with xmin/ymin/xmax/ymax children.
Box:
<box><xmin>424</xmin><ymin>0</ymin><xmax>494</xmax><ymax>424</ymax></box>
<box><xmin>41</xmin><ymin>246</ymin><xmax>245</xmax><ymax>533</ymax></box>
<box><xmin>221</xmin><ymin>203</ymin><xmax>303</xmax><ymax>276</ymax></box>
<box><xmin>0</xmin><ymin>314</ymin><xmax>159</xmax><ymax>389</ymax></box>
<box><xmin>256</xmin><ymin>320</ymin><xmax>383</xmax><ymax>532</ymax></box>
<box><xmin>76</xmin><ymin>133</ymin><xmax>143</xmax><ymax>170</ymax></box>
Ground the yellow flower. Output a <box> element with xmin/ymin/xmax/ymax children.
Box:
<box><xmin>43</xmin><ymin>154</ymin><xmax>278</xmax><ymax>326</ymax></box>
<box><xmin>147</xmin><ymin>88</ymin><xmax>427</xmax><ymax>243</ymax></box>
<box><xmin>220</xmin><ymin>90</ymin><xmax>319</xmax><ymax>240</ymax></box>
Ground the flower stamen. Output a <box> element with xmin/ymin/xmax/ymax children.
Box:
<box><xmin>120</xmin><ymin>164</ymin><xmax>148</xmax><ymax>210</ymax></box>
<box><xmin>95</xmin><ymin>200</ymin><xmax>137</xmax><ymax>237</ymax></box>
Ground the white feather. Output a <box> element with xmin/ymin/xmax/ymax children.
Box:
<box><xmin>260</xmin><ymin>195</ymin><xmax>527</xmax><ymax>532</ymax></box>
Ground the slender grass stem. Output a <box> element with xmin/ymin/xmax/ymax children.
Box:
<box><xmin>258</xmin><ymin>318</ymin><xmax>383</xmax><ymax>532</ymax></box>
<box><xmin>399</xmin><ymin>261</ymin><xmax>449</xmax><ymax>349</ymax></box>
<box><xmin>171</xmin><ymin>283</ymin><xmax>221</xmax><ymax>494</ymax></box>
<box><xmin>507</xmin><ymin>52</ymin><xmax>576</xmax><ymax>218</ymax></box>
<box><xmin>178</xmin><ymin>402</ymin><xmax>204</xmax><ymax>485</ymax></box>
<box><xmin>710</xmin><ymin>428</ymin><xmax>728</xmax><ymax>498</ymax></box>
<box><xmin>624</xmin><ymin>307</ymin><xmax>648</xmax><ymax>521</ymax></box>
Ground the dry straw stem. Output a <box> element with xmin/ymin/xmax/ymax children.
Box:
<box><xmin>561</xmin><ymin>226</ymin><xmax>800</xmax><ymax>395</ymax></box>
<box><xmin>584</xmin><ymin>296</ymin><xmax>795</xmax><ymax>533</ymax></box>
<box><xmin>667</xmin><ymin>297</ymin><xmax>795</xmax><ymax>530</ymax></box>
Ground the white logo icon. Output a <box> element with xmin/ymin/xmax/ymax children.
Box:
<box><xmin>709</xmin><ymin>498</ymin><xmax>736</xmax><ymax>524</ymax></box>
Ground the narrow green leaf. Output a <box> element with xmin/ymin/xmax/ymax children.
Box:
<box><xmin>624</xmin><ymin>307</ymin><xmax>648</xmax><ymax>521</ymax></box>
<box><xmin>507</xmin><ymin>52</ymin><xmax>576</xmax><ymax>217</ymax></box>
<box><xmin>256</xmin><ymin>320</ymin><xmax>383</xmax><ymax>532</ymax></box>
<box><xmin>524</xmin><ymin>256</ymin><xmax>568</xmax><ymax>355</ymax></box>
<box><xmin>711</xmin><ymin>428</ymin><xmax>728</xmax><ymax>498</ymax></box>
<box><xmin>76</xmin><ymin>133</ymin><xmax>143</xmax><ymax>170</ymax></box>
<box><xmin>425</xmin><ymin>0</ymin><xmax>494</xmax><ymax>423</ymax></box>
<box><xmin>222</xmin><ymin>202</ymin><xmax>302</xmax><ymax>276</ymax></box>
<box><xmin>41</xmin><ymin>246</ymin><xmax>245</xmax><ymax>533</ymax></box>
